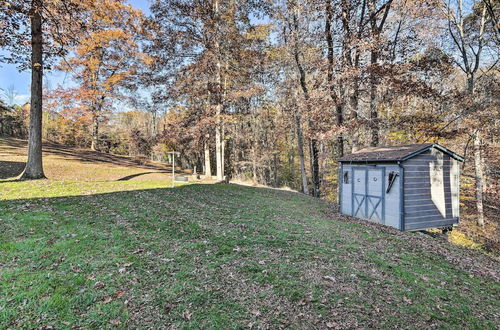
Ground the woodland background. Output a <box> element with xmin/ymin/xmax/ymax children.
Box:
<box><xmin>1</xmin><ymin>0</ymin><xmax>499</xmax><ymax>251</ymax></box>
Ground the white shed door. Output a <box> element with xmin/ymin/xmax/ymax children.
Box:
<box><xmin>367</xmin><ymin>169</ymin><xmax>384</xmax><ymax>223</ymax></box>
<box><xmin>353</xmin><ymin>169</ymin><xmax>367</xmax><ymax>218</ymax></box>
<box><xmin>352</xmin><ymin>168</ymin><xmax>384</xmax><ymax>223</ymax></box>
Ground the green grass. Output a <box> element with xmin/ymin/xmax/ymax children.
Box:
<box><xmin>1</xmin><ymin>181</ymin><xmax>499</xmax><ymax>328</ymax></box>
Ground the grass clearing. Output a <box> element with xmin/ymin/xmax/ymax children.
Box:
<box><xmin>1</xmin><ymin>182</ymin><xmax>499</xmax><ymax>328</ymax></box>
<box><xmin>0</xmin><ymin>137</ymin><xmax>499</xmax><ymax>328</ymax></box>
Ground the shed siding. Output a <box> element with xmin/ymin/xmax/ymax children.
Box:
<box><xmin>402</xmin><ymin>149</ymin><xmax>458</xmax><ymax>230</ymax></box>
<box><xmin>340</xmin><ymin>165</ymin><xmax>353</xmax><ymax>215</ymax></box>
<box><xmin>382</xmin><ymin>164</ymin><xmax>401</xmax><ymax>229</ymax></box>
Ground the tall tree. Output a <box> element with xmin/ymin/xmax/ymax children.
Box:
<box><xmin>56</xmin><ymin>0</ymin><xmax>146</xmax><ymax>151</ymax></box>
<box><xmin>325</xmin><ymin>0</ymin><xmax>344</xmax><ymax>158</ymax></box>
<box><xmin>443</xmin><ymin>0</ymin><xmax>493</xmax><ymax>226</ymax></box>
<box><xmin>287</xmin><ymin>2</ymin><xmax>320</xmax><ymax>197</ymax></box>
<box><xmin>1</xmin><ymin>0</ymin><xmax>92</xmax><ymax>179</ymax></box>
<box><xmin>213</xmin><ymin>0</ymin><xmax>225</xmax><ymax>181</ymax></box>
<box><xmin>149</xmin><ymin>0</ymin><xmax>269</xmax><ymax>181</ymax></box>
<box><xmin>25</xmin><ymin>0</ymin><xmax>44</xmax><ymax>178</ymax></box>
<box><xmin>367</xmin><ymin>0</ymin><xmax>392</xmax><ymax>146</ymax></box>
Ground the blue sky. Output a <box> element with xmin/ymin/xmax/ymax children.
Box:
<box><xmin>0</xmin><ymin>0</ymin><xmax>151</xmax><ymax>105</ymax></box>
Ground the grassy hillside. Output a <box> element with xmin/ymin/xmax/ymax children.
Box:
<box><xmin>0</xmin><ymin>139</ymin><xmax>499</xmax><ymax>328</ymax></box>
<box><xmin>0</xmin><ymin>137</ymin><xmax>181</xmax><ymax>181</ymax></box>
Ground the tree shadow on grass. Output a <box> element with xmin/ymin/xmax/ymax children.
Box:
<box><xmin>0</xmin><ymin>160</ymin><xmax>25</xmax><ymax>179</ymax></box>
<box><xmin>117</xmin><ymin>171</ymin><xmax>170</xmax><ymax>181</ymax></box>
<box><xmin>1</xmin><ymin>137</ymin><xmax>166</xmax><ymax>169</ymax></box>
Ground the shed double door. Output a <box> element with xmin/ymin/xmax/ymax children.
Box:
<box><xmin>352</xmin><ymin>168</ymin><xmax>384</xmax><ymax>223</ymax></box>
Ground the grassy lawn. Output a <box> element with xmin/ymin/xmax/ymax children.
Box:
<box><xmin>1</xmin><ymin>180</ymin><xmax>499</xmax><ymax>328</ymax></box>
<box><xmin>0</xmin><ymin>137</ymin><xmax>499</xmax><ymax>328</ymax></box>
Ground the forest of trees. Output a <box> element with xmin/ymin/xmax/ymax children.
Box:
<box><xmin>1</xmin><ymin>0</ymin><xmax>498</xmax><ymax>229</ymax></box>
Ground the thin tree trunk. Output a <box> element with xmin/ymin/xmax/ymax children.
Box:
<box><xmin>252</xmin><ymin>146</ymin><xmax>257</xmax><ymax>184</ymax></box>
<box><xmin>273</xmin><ymin>152</ymin><xmax>279</xmax><ymax>187</ymax></box>
<box><xmin>369</xmin><ymin>49</ymin><xmax>379</xmax><ymax>147</ymax></box>
<box><xmin>20</xmin><ymin>0</ymin><xmax>45</xmax><ymax>180</ymax></box>
<box><xmin>152</xmin><ymin>110</ymin><xmax>157</xmax><ymax>136</ymax></box>
<box><xmin>448</xmin><ymin>0</ymin><xmax>487</xmax><ymax>228</ymax></box>
<box><xmin>309</xmin><ymin>138</ymin><xmax>320</xmax><ymax>197</ymax></box>
<box><xmin>349</xmin><ymin>0</ymin><xmax>365</xmax><ymax>153</ymax></box>
<box><xmin>326</xmin><ymin>0</ymin><xmax>344</xmax><ymax>158</ymax></box>
<box><xmin>474</xmin><ymin>130</ymin><xmax>485</xmax><ymax>226</ymax></box>
<box><xmin>295</xmin><ymin>114</ymin><xmax>308</xmax><ymax>194</ymax></box>
<box><xmin>481</xmin><ymin>143</ymin><xmax>487</xmax><ymax>193</ymax></box>
<box><xmin>214</xmin><ymin>0</ymin><xmax>224</xmax><ymax>181</ymax></box>
<box><xmin>336</xmin><ymin>104</ymin><xmax>344</xmax><ymax>156</ymax></box>
<box><xmin>215</xmin><ymin>108</ymin><xmax>223</xmax><ymax>180</ymax></box>
<box><xmin>350</xmin><ymin>76</ymin><xmax>360</xmax><ymax>152</ymax></box>
<box><xmin>225</xmin><ymin>126</ymin><xmax>233</xmax><ymax>181</ymax></box>
<box><xmin>292</xmin><ymin>11</ymin><xmax>320</xmax><ymax>196</ymax></box>
<box><xmin>367</xmin><ymin>0</ymin><xmax>391</xmax><ymax>147</ymax></box>
<box><xmin>221</xmin><ymin>122</ymin><xmax>225</xmax><ymax>180</ymax></box>
<box><xmin>467</xmin><ymin>75</ymin><xmax>475</xmax><ymax>94</ymax></box>
<box><xmin>204</xmin><ymin>137</ymin><xmax>211</xmax><ymax>178</ymax></box>
<box><xmin>308</xmin><ymin>139</ymin><xmax>314</xmax><ymax>180</ymax></box>
<box><xmin>288</xmin><ymin>125</ymin><xmax>295</xmax><ymax>183</ymax></box>
<box><xmin>467</xmin><ymin>73</ymin><xmax>484</xmax><ymax>227</ymax></box>
<box><xmin>466</xmin><ymin>73</ymin><xmax>485</xmax><ymax>228</ymax></box>
<box><xmin>91</xmin><ymin>113</ymin><xmax>99</xmax><ymax>151</ymax></box>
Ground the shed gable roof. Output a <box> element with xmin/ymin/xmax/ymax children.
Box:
<box><xmin>338</xmin><ymin>143</ymin><xmax>464</xmax><ymax>163</ymax></box>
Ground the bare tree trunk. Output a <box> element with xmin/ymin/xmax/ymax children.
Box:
<box><xmin>445</xmin><ymin>0</ymin><xmax>488</xmax><ymax>227</ymax></box>
<box><xmin>349</xmin><ymin>0</ymin><xmax>366</xmax><ymax>153</ymax></box>
<box><xmin>369</xmin><ymin>49</ymin><xmax>379</xmax><ymax>147</ymax></box>
<box><xmin>481</xmin><ymin>142</ymin><xmax>487</xmax><ymax>193</ymax></box>
<box><xmin>152</xmin><ymin>110</ymin><xmax>157</xmax><ymax>136</ymax></box>
<box><xmin>273</xmin><ymin>152</ymin><xmax>279</xmax><ymax>187</ymax></box>
<box><xmin>204</xmin><ymin>137</ymin><xmax>212</xmax><ymax>178</ymax></box>
<box><xmin>336</xmin><ymin>104</ymin><xmax>344</xmax><ymax>156</ymax></box>
<box><xmin>221</xmin><ymin>122</ymin><xmax>225</xmax><ymax>179</ymax></box>
<box><xmin>20</xmin><ymin>0</ymin><xmax>45</xmax><ymax>180</ymax></box>
<box><xmin>215</xmin><ymin>112</ymin><xmax>223</xmax><ymax>180</ymax></box>
<box><xmin>309</xmin><ymin>138</ymin><xmax>320</xmax><ymax>197</ymax></box>
<box><xmin>325</xmin><ymin>0</ymin><xmax>344</xmax><ymax>158</ymax></box>
<box><xmin>252</xmin><ymin>146</ymin><xmax>257</xmax><ymax>184</ymax></box>
<box><xmin>214</xmin><ymin>89</ymin><xmax>223</xmax><ymax>181</ymax></box>
<box><xmin>91</xmin><ymin>113</ymin><xmax>99</xmax><ymax>151</ymax></box>
<box><xmin>295</xmin><ymin>114</ymin><xmax>308</xmax><ymax>194</ymax></box>
<box><xmin>308</xmin><ymin>139</ymin><xmax>314</xmax><ymax>180</ymax></box>
<box><xmin>292</xmin><ymin>11</ymin><xmax>320</xmax><ymax>196</ymax></box>
<box><xmin>350</xmin><ymin>77</ymin><xmax>360</xmax><ymax>153</ymax></box>
<box><xmin>474</xmin><ymin>130</ymin><xmax>485</xmax><ymax>226</ymax></box>
<box><xmin>288</xmin><ymin>125</ymin><xmax>295</xmax><ymax>184</ymax></box>
<box><xmin>367</xmin><ymin>0</ymin><xmax>391</xmax><ymax>147</ymax></box>
<box><xmin>467</xmin><ymin>76</ymin><xmax>486</xmax><ymax>227</ymax></box>
<box><xmin>214</xmin><ymin>0</ymin><xmax>224</xmax><ymax>181</ymax></box>
<box><xmin>467</xmin><ymin>75</ymin><xmax>475</xmax><ymax>94</ymax></box>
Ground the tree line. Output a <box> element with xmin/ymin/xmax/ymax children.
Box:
<box><xmin>0</xmin><ymin>0</ymin><xmax>498</xmax><ymax>226</ymax></box>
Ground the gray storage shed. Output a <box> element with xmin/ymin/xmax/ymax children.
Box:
<box><xmin>338</xmin><ymin>143</ymin><xmax>463</xmax><ymax>231</ymax></box>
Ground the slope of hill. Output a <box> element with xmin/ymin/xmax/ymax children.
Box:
<box><xmin>0</xmin><ymin>137</ymin><xmax>182</xmax><ymax>181</ymax></box>
<box><xmin>0</xmin><ymin>139</ymin><xmax>499</xmax><ymax>328</ymax></box>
